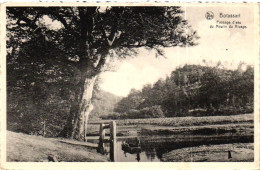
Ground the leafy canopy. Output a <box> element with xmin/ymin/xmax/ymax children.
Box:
<box><xmin>7</xmin><ymin>7</ymin><xmax>198</xmax><ymax>73</ymax></box>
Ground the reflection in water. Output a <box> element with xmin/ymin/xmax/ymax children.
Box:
<box><xmin>145</xmin><ymin>148</ymin><xmax>156</xmax><ymax>161</ymax></box>
<box><xmin>136</xmin><ymin>153</ymin><xmax>140</xmax><ymax>162</ymax></box>
<box><xmin>121</xmin><ymin>138</ymin><xmax>143</xmax><ymax>162</ymax></box>
<box><xmin>116</xmin><ymin>140</ymin><xmax>161</xmax><ymax>162</ymax></box>
<box><xmin>99</xmin><ymin>135</ymin><xmax>253</xmax><ymax>162</ymax></box>
<box><xmin>122</xmin><ymin>150</ymin><xmax>141</xmax><ymax>162</ymax></box>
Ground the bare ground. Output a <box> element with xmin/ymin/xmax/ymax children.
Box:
<box><xmin>7</xmin><ymin>131</ymin><xmax>108</xmax><ymax>162</ymax></box>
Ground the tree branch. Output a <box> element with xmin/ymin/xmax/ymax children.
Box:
<box><xmin>94</xmin><ymin>54</ymin><xmax>106</xmax><ymax>74</ymax></box>
<box><xmin>96</xmin><ymin>8</ymin><xmax>124</xmax><ymax>47</ymax></box>
<box><xmin>107</xmin><ymin>8</ymin><xmax>125</xmax><ymax>46</ymax></box>
<box><xmin>96</xmin><ymin>13</ymin><xmax>109</xmax><ymax>47</ymax></box>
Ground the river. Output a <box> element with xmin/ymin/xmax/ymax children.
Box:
<box><xmin>99</xmin><ymin>134</ymin><xmax>253</xmax><ymax>162</ymax></box>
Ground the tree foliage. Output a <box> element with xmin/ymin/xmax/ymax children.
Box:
<box><xmin>7</xmin><ymin>6</ymin><xmax>197</xmax><ymax>138</ymax></box>
<box><xmin>111</xmin><ymin>63</ymin><xmax>254</xmax><ymax>119</ymax></box>
<box><xmin>7</xmin><ymin>7</ymin><xmax>198</xmax><ymax>72</ymax></box>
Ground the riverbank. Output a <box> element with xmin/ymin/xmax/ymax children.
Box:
<box><xmin>90</xmin><ymin>113</ymin><xmax>253</xmax><ymax>126</ymax></box>
<box><xmin>86</xmin><ymin>114</ymin><xmax>254</xmax><ymax>162</ymax></box>
<box><xmin>88</xmin><ymin>114</ymin><xmax>253</xmax><ymax>137</ymax></box>
<box><xmin>161</xmin><ymin>143</ymin><xmax>254</xmax><ymax>162</ymax></box>
<box><xmin>7</xmin><ymin>131</ymin><xmax>108</xmax><ymax>162</ymax></box>
<box><xmin>6</xmin><ymin>114</ymin><xmax>253</xmax><ymax>162</ymax></box>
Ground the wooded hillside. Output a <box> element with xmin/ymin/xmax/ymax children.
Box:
<box><xmin>91</xmin><ymin>90</ymin><xmax>122</xmax><ymax>119</ymax></box>
<box><xmin>102</xmin><ymin>64</ymin><xmax>254</xmax><ymax>119</ymax></box>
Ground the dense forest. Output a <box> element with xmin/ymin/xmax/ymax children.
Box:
<box><xmin>101</xmin><ymin>64</ymin><xmax>254</xmax><ymax>119</ymax></box>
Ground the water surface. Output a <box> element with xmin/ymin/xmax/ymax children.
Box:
<box><xmin>100</xmin><ymin>135</ymin><xmax>253</xmax><ymax>162</ymax></box>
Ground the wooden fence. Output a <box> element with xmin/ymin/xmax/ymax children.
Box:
<box><xmin>97</xmin><ymin>121</ymin><xmax>117</xmax><ymax>162</ymax></box>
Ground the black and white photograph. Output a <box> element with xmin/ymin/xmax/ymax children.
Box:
<box><xmin>1</xmin><ymin>2</ymin><xmax>259</xmax><ymax>168</ymax></box>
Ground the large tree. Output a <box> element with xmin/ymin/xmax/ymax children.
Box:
<box><xmin>7</xmin><ymin>6</ymin><xmax>198</xmax><ymax>141</ymax></box>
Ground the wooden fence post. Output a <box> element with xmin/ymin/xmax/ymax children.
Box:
<box><xmin>99</xmin><ymin>123</ymin><xmax>106</xmax><ymax>140</ymax></box>
<box><xmin>43</xmin><ymin>120</ymin><xmax>46</xmax><ymax>137</ymax></box>
<box><xmin>98</xmin><ymin>123</ymin><xmax>105</xmax><ymax>153</ymax></box>
<box><xmin>110</xmin><ymin>121</ymin><xmax>117</xmax><ymax>162</ymax></box>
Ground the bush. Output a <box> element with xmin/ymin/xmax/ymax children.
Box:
<box><xmin>100</xmin><ymin>112</ymin><xmax>121</xmax><ymax>120</ymax></box>
<box><xmin>139</xmin><ymin>105</ymin><xmax>165</xmax><ymax>118</ymax></box>
<box><xmin>126</xmin><ymin>109</ymin><xmax>141</xmax><ymax>119</ymax></box>
<box><xmin>101</xmin><ymin>106</ymin><xmax>165</xmax><ymax>120</ymax></box>
<box><xmin>125</xmin><ymin>105</ymin><xmax>164</xmax><ymax>119</ymax></box>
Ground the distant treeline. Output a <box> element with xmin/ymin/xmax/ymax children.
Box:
<box><xmin>101</xmin><ymin>64</ymin><xmax>254</xmax><ymax>119</ymax></box>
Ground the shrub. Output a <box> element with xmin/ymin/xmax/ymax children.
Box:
<box><xmin>126</xmin><ymin>109</ymin><xmax>141</xmax><ymax>119</ymax></box>
<box><xmin>100</xmin><ymin>112</ymin><xmax>121</xmax><ymax>120</ymax></box>
<box><xmin>139</xmin><ymin>105</ymin><xmax>165</xmax><ymax>118</ymax></box>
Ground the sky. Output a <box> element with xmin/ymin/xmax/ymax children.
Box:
<box><xmin>99</xmin><ymin>5</ymin><xmax>256</xmax><ymax>97</ymax></box>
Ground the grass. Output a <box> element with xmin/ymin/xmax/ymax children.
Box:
<box><xmin>90</xmin><ymin>113</ymin><xmax>253</xmax><ymax>126</ymax></box>
<box><xmin>161</xmin><ymin>143</ymin><xmax>254</xmax><ymax>162</ymax></box>
<box><xmin>7</xmin><ymin>131</ymin><xmax>108</xmax><ymax>162</ymax></box>
<box><xmin>87</xmin><ymin>114</ymin><xmax>253</xmax><ymax>136</ymax></box>
<box><xmin>140</xmin><ymin>123</ymin><xmax>254</xmax><ymax>136</ymax></box>
<box><xmin>6</xmin><ymin>113</ymin><xmax>254</xmax><ymax>162</ymax></box>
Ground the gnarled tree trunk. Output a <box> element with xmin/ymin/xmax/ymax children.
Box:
<box><xmin>73</xmin><ymin>75</ymin><xmax>97</xmax><ymax>140</ymax></box>
<box><xmin>59</xmin><ymin>72</ymin><xmax>97</xmax><ymax>141</ymax></box>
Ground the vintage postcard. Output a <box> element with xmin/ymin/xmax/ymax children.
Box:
<box><xmin>0</xmin><ymin>2</ymin><xmax>259</xmax><ymax>170</ymax></box>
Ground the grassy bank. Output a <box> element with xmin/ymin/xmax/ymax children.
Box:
<box><xmin>6</xmin><ymin>113</ymin><xmax>254</xmax><ymax>162</ymax></box>
<box><xmin>87</xmin><ymin>114</ymin><xmax>253</xmax><ymax>136</ymax></box>
<box><xmin>7</xmin><ymin>131</ymin><xmax>108</xmax><ymax>162</ymax></box>
<box><xmin>161</xmin><ymin>143</ymin><xmax>254</xmax><ymax>162</ymax></box>
<box><xmin>90</xmin><ymin>113</ymin><xmax>253</xmax><ymax>126</ymax></box>
<box><xmin>140</xmin><ymin>123</ymin><xmax>253</xmax><ymax>136</ymax></box>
